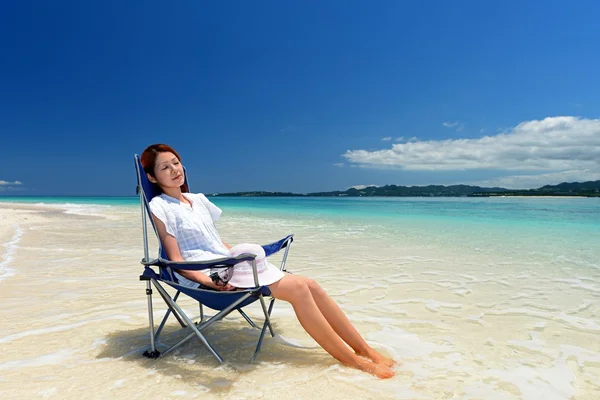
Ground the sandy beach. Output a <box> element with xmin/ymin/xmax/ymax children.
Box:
<box><xmin>1</xmin><ymin>201</ymin><xmax>599</xmax><ymax>399</ymax></box>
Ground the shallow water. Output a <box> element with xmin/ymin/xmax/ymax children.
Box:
<box><xmin>0</xmin><ymin>198</ymin><xmax>599</xmax><ymax>399</ymax></box>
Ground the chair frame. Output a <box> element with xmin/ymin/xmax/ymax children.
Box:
<box><xmin>134</xmin><ymin>155</ymin><xmax>293</xmax><ymax>363</ymax></box>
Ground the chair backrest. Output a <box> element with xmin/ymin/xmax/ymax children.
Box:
<box><xmin>135</xmin><ymin>155</ymin><xmax>165</xmax><ymax>204</ymax></box>
<box><xmin>134</xmin><ymin>154</ymin><xmax>190</xmax><ymax>281</ymax></box>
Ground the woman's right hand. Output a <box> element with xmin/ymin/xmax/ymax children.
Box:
<box><xmin>203</xmin><ymin>279</ymin><xmax>237</xmax><ymax>291</ymax></box>
<box><xmin>176</xmin><ymin>269</ymin><xmax>237</xmax><ymax>291</ymax></box>
<box><xmin>217</xmin><ymin>283</ymin><xmax>237</xmax><ymax>291</ymax></box>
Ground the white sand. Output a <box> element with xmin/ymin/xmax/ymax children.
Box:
<box><xmin>0</xmin><ymin>203</ymin><xmax>599</xmax><ymax>399</ymax></box>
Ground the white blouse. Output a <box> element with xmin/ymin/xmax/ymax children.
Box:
<box><xmin>149</xmin><ymin>192</ymin><xmax>229</xmax><ymax>286</ymax></box>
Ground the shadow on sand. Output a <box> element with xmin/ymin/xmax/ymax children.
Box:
<box><xmin>96</xmin><ymin>317</ymin><xmax>334</xmax><ymax>394</ymax></box>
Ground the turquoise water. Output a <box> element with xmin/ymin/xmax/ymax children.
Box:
<box><xmin>2</xmin><ymin>195</ymin><xmax>599</xmax><ymax>228</ymax></box>
<box><xmin>2</xmin><ymin>196</ymin><xmax>599</xmax><ymax>397</ymax></box>
<box><xmin>0</xmin><ymin>196</ymin><xmax>138</xmax><ymax>206</ymax></box>
<box><xmin>3</xmin><ymin>196</ymin><xmax>599</xmax><ymax>261</ymax></box>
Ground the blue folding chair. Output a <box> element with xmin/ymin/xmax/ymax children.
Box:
<box><xmin>134</xmin><ymin>155</ymin><xmax>294</xmax><ymax>363</ymax></box>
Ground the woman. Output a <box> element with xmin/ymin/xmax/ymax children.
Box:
<box><xmin>141</xmin><ymin>144</ymin><xmax>396</xmax><ymax>379</ymax></box>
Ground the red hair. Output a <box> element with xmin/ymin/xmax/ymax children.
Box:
<box><xmin>140</xmin><ymin>144</ymin><xmax>189</xmax><ymax>193</ymax></box>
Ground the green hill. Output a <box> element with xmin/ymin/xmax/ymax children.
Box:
<box><xmin>209</xmin><ymin>180</ymin><xmax>600</xmax><ymax>197</ymax></box>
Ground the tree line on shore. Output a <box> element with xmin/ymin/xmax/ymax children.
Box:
<box><xmin>209</xmin><ymin>180</ymin><xmax>600</xmax><ymax>198</ymax></box>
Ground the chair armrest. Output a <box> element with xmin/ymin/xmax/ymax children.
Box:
<box><xmin>141</xmin><ymin>234</ymin><xmax>294</xmax><ymax>274</ymax></box>
<box><xmin>141</xmin><ymin>253</ymin><xmax>257</xmax><ymax>270</ymax></box>
<box><xmin>262</xmin><ymin>234</ymin><xmax>294</xmax><ymax>257</ymax></box>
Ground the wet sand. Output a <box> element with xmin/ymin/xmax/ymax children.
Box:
<box><xmin>0</xmin><ymin>203</ymin><xmax>599</xmax><ymax>399</ymax></box>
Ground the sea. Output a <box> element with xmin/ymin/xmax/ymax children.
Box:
<box><xmin>0</xmin><ymin>196</ymin><xmax>598</xmax><ymax>399</ymax></box>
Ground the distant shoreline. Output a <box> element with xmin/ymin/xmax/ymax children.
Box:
<box><xmin>210</xmin><ymin>180</ymin><xmax>600</xmax><ymax>198</ymax></box>
<box><xmin>488</xmin><ymin>195</ymin><xmax>587</xmax><ymax>199</ymax></box>
<box><xmin>0</xmin><ymin>194</ymin><xmax>598</xmax><ymax>200</ymax></box>
<box><xmin>1</xmin><ymin>179</ymin><xmax>599</xmax><ymax>199</ymax></box>
<box><xmin>207</xmin><ymin>192</ymin><xmax>599</xmax><ymax>198</ymax></box>
<box><xmin>207</xmin><ymin>194</ymin><xmax>598</xmax><ymax>198</ymax></box>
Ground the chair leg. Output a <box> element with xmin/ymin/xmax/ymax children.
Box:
<box><xmin>238</xmin><ymin>309</ymin><xmax>258</xmax><ymax>328</ymax></box>
<box><xmin>144</xmin><ymin>281</ymin><xmax>275</xmax><ymax>363</ymax></box>
<box><xmin>266</xmin><ymin>298</ymin><xmax>276</xmax><ymax>337</ymax></box>
<box><xmin>164</xmin><ymin>304</ymin><xmax>248</xmax><ymax>358</ymax></box>
<box><xmin>153</xmin><ymin>282</ymin><xmax>229</xmax><ymax>363</ymax></box>
<box><xmin>142</xmin><ymin>280</ymin><xmax>160</xmax><ymax>358</ymax></box>
<box><xmin>250</xmin><ymin>296</ymin><xmax>276</xmax><ymax>362</ymax></box>
<box><xmin>155</xmin><ymin>291</ymin><xmax>181</xmax><ymax>340</ymax></box>
<box><xmin>155</xmin><ymin>286</ymin><xmax>186</xmax><ymax>328</ymax></box>
<box><xmin>259</xmin><ymin>295</ymin><xmax>275</xmax><ymax>337</ymax></box>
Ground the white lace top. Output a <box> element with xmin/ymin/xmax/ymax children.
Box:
<box><xmin>149</xmin><ymin>192</ymin><xmax>229</xmax><ymax>286</ymax></box>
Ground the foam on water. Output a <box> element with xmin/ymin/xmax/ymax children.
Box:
<box><xmin>367</xmin><ymin>327</ymin><xmax>586</xmax><ymax>400</ymax></box>
<box><xmin>0</xmin><ymin>224</ymin><xmax>22</xmax><ymax>283</ymax></box>
<box><xmin>485</xmin><ymin>308</ymin><xmax>600</xmax><ymax>333</ymax></box>
<box><xmin>0</xmin><ymin>314</ymin><xmax>131</xmax><ymax>344</ymax></box>
<box><xmin>0</xmin><ymin>349</ymin><xmax>75</xmax><ymax>371</ymax></box>
<box><xmin>33</xmin><ymin>202</ymin><xmax>114</xmax><ymax>218</ymax></box>
<box><xmin>1</xmin><ymin>197</ymin><xmax>599</xmax><ymax>399</ymax></box>
<box><xmin>272</xmin><ymin>334</ymin><xmax>320</xmax><ymax>349</ymax></box>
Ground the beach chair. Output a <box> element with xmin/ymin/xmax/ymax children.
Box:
<box><xmin>134</xmin><ymin>155</ymin><xmax>294</xmax><ymax>363</ymax></box>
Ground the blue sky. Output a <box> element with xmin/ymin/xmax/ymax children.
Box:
<box><xmin>1</xmin><ymin>0</ymin><xmax>599</xmax><ymax>196</ymax></box>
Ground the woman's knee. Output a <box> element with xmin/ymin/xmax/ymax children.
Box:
<box><xmin>289</xmin><ymin>275</ymin><xmax>313</xmax><ymax>295</ymax></box>
<box><xmin>305</xmin><ymin>277</ymin><xmax>324</xmax><ymax>293</ymax></box>
<box><xmin>289</xmin><ymin>275</ymin><xmax>323</xmax><ymax>294</ymax></box>
<box><xmin>271</xmin><ymin>274</ymin><xmax>311</xmax><ymax>301</ymax></box>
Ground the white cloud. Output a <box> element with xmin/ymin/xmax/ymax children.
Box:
<box><xmin>342</xmin><ymin>116</ymin><xmax>600</xmax><ymax>187</ymax></box>
<box><xmin>469</xmin><ymin>169</ymin><xmax>600</xmax><ymax>189</ymax></box>
<box><xmin>443</xmin><ymin>121</ymin><xmax>464</xmax><ymax>131</ymax></box>
<box><xmin>391</xmin><ymin>136</ymin><xmax>414</xmax><ymax>142</ymax></box>
<box><xmin>382</xmin><ymin>136</ymin><xmax>392</xmax><ymax>141</ymax></box>
<box><xmin>349</xmin><ymin>184</ymin><xmax>379</xmax><ymax>190</ymax></box>
<box><xmin>333</xmin><ymin>162</ymin><xmax>344</xmax><ymax>167</ymax></box>
<box><xmin>0</xmin><ymin>180</ymin><xmax>22</xmax><ymax>185</ymax></box>
<box><xmin>344</xmin><ymin>116</ymin><xmax>600</xmax><ymax>172</ymax></box>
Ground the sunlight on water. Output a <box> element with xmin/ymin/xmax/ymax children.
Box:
<box><xmin>0</xmin><ymin>198</ymin><xmax>599</xmax><ymax>399</ymax></box>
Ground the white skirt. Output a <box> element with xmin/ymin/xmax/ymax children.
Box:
<box><xmin>227</xmin><ymin>243</ymin><xmax>285</xmax><ymax>288</ymax></box>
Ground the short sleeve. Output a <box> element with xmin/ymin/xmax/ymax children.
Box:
<box><xmin>149</xmin><ymin>198</ymin><xmax>177</xmax><ymax>238</ymax></box>
<box><xmin>197</xmin><ymin>193</ymin><xmax>222</xmax><ymax>222</ymax></box>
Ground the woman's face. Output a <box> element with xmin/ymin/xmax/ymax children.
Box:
<box><xmin>149</xmin><ymin>151</ymin><xmax>185</xmax><ymax>189</ymax></box>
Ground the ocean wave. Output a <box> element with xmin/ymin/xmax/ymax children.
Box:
<box><xmin>0</xmin><ymin>224</ymin><xmax>23</xmax><ymax>283</ymax></box>
<box><xmin>33</xmin><ymin>202</ymin><xmax>113</xmax><ymax>217</ymax></box>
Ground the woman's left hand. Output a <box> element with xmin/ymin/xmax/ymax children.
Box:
<box><xmin>217</xmin><ymin>283</ymin><xmax>237</xmax><ymax>291</ymax></box>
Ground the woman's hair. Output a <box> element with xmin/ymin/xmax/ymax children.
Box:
<box><xmin>140</xmin><ymin>144</ymin><xmax>189</xmax><ymax>193</ymax></box>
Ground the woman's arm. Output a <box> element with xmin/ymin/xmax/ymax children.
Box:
<box><xmin>152</xmin><ymin>215</ymin><xmax>231</xmax><ymax>290</ymax></box>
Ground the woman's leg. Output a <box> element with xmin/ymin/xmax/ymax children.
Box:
<box><xmin>268</xmin><ymin>274</ymin><xmax>394</xmax><ymax>378</ymax></box>
<box><xmin>304</xmin><ymin>277</ymin><xmax>396</xmax><ymax>367</ymax></box>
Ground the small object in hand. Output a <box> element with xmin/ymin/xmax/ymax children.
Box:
<box><xmin>209</xmin><ymin>267</ymin><xmax>233</xmax><ymax>286</ymax></box>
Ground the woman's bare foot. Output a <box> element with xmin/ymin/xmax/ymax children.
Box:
<box><xmin>353</xmin><ymin>357</ymin><xmax>395</xmax><ymax>379</ymax></box>
<box><xmin>356</xmin><ymin>350</ymin><xmax>397</xmax><ymax>368</ymax></box>
<box><xmin>370</xmin><ymin>352</ymin><xmax>397</xmax><ymax>368</ymax></box>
